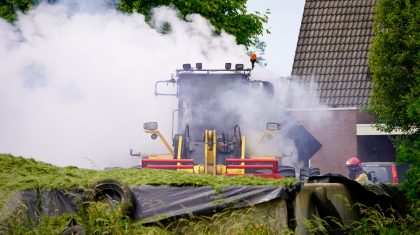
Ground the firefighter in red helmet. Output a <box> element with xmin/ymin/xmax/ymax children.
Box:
<box><xmin>345</xmin><ymin>157</ymin><xmax>368</xmax><ymax>183</ymax></box>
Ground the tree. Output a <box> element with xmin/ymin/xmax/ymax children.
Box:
<box><xmin>1</xmin><ymin>0</ymin><xmax>269</xmax><ymax>51</ymax></box>
<box><xmin>368</xmin><ymin>0</ymin><xmax>419</xmax><ymax>213</ymax></box>
<box><xmin>368</xmin><ymin>0</ymin><xmax>419</xmax><ymax>133</ymax></box>
<box><xmin>0</xmin><ymin>0</ymin><xmax>32</xmax><ymax>22</ymax></box>
<box><xmin>118</xmin><ymin>0</ymin><xmax>269</xmax><ymax>47</ymax></box>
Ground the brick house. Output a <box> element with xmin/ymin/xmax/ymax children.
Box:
<box><xmin>288</xmin><ymin>0</ymin><xmax>396</xmax><ymax>176</ymax></box>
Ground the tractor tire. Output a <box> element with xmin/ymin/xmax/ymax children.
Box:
<box><xmin>299</xmin><ymin>167</ymin><xmax>320</xmax><ymax>181</ymax></box>
<box><xmin>279</xmin><ymin>165</ymin><xmax>296</xmax><ymax>178</ymax></box>
<box><xmin>82</xmin><ymin>179</ymin><xmax>136</xmax><ymax>219</ymax></box>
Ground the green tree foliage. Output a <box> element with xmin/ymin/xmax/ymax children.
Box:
<box><xmin>368</xmin><ymin>0</ymin><xmax>419</xmax><ymax>209</ymax></box>
<box><xmin>368</xmin><ymin>0</ymin><xmax>419</xmax><ymax>133</ymax></box>
<box><xmin>1</xmin><ymin>0</ymin><xmax>269</xmax><ymax>53</ymax></box>
<box><xmin>118</xmin><ymin>0</ymin><xmax>269</xmax><ymax>47</ymax></box>
<box><xmin>396</xmin><ymin>135</ymin><xmax>420</xmax><ymax>216</ymax></box>
<box><xmin>0</xmin><ymin>0</ymin><xmax>32</xmax><ymax>22</ymax></box>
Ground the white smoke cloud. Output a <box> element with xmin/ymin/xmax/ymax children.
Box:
<box><xmin>0</xmin><ymin>0</ymin><xmax>331</xmax><ymax>172</ymax></box>
<box><xmin>210</xmin><ymin>68</ymin><xmax>331</xmax><ymax>171</ymax></box>
<box><xmin>0</xmin><ymin>1</ymin><xmax>248</xmax><ymax>169</ymax></box>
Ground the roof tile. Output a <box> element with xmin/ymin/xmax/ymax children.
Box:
<box><xmin>291</xmin><ymin>0</ymin><xmax>375</xmax><ymax>107</ymax></box>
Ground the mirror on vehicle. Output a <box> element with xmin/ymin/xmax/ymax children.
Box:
<box><xmin>266</xmin><ymin>122</ymin><xmax>281</xmax><ymax>131</ymax></box>
<box><xmin>143</xmin><ymin>122</ymin><xmax>158</xmax><ymax>131</ymax></box>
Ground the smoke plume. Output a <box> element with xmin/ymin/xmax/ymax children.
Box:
<box><xmin>0</xmin><ymin>0</ymin><xmax>329</xmax><ymax>171</ymax></box>
<box><xmin>0</xmin><ymin>0</ymin><xmax>248</xmax><ymax>168</ymax></box>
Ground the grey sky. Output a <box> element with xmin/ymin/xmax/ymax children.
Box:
<box><xmin>247</xmin><ymin>0</ymin><xmax>305</xmax><ymax>76</ymax></box>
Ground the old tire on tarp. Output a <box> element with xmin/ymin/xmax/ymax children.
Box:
<box><xmin>62</xmin><ymin>225</ymin><xmax>85</xmax><ymax>235</ymax></box>
<box><xmin>83</xmin><ymin>179</ymin><xmax>136</xmax><ymax>219</ymax></box>
<box><xmin>299</xmin><ymin>167</ymin><xmax>320</xmax><ymax>181</ymax></box>
<box><xmin>279</xmin><ymin>165</ymin><xmax>296</xmax><ymax>178</ymax></box>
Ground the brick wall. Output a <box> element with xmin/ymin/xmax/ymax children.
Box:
<box><xmin>289</xmin><ymin>109</ymin><xmax>358</xmax><ymax>176</ymax></box>
<box><xmin>357</xmin><ymin>112</ymin><xmax>375</xmax><ymax>124</ymax></box>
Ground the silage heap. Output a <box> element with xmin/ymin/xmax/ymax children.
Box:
<box><xmin>0</xmin><ymin>154</ymin><xmax>295</xmax><ymax>219</ymax></box>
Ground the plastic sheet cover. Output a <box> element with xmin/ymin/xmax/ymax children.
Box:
<box><xmin>307</xmin><ymin>174</ymin><xmax>408</xmax><ymax>215</ymax></box>
<box><xmin>5</xmin><ymin>186</ymin><xmax>288</xmax><ymax>223</ymax></box>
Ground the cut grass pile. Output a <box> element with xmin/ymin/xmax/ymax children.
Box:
<box><xmin>0</xmin><ymin>153</ymin><xmax>296</xmax><ymax>209</ymax></box>
<box><xmin>1</xmin><ymin>154</ymin><xmax>419</xmax><ymax>234</ymax></box>
<box><xmin>0</xmin><ymin>153</ymin><xmax>296</xmax><ymax>234</ymax></box>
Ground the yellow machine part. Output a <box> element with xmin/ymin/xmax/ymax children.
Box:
<box><xmin>258</xmin><ymin>130</ymin><xmax>281</xmax><ymax>143</ymax></box>
<box><xmin>176</xmin><ymin>135</ymin><xmax>194</xmax><ymax>173</ymax></box>
<box><xmin>195</xmin><ymin>164</ymin><xmax>227</xmax><ymax>175</ymax></box>
<box><xmin>192</xmin><ymin>131</ymin><xmax>248</xmax><ymax>175</ymax></box>
<box><xmin>145</xmin><ymin>129</ymin><xmax>174</xmax><ymax>156</ymax></box>
<box><xmin>204</xmin><ymin>130</ymin><xmax>217</xmax><ymax>175</ymax></box>
<box><xmin>177</xmin><ymin>135</ymin><xmax>183</xmax><ymax>162</ymax></box>
<box><xmin>144</xmin><ymin>128</ymin><xmax>276</xmax><ymax>175</ymax></box>
<box><xmin>195</xmin><ymin>165</ymin><xmax>244</xmax><ymax>175</ymax></box>
<box><xmin>248</xmin><ymin>129</ymin><xmax>280</xmax><ymax>160</ymax></box>
<box><xmin>146</xmin><ymin>154</ymin><xmax>173</xmax><ymax>159</ymax></box>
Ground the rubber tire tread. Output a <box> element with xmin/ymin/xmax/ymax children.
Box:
<box><xmin>83</xmin><ymin>179</ymin><xmax>136</xmax><ymax>219</ymax></box>
<box><xmin>279</xmin><ymin>166</ymin><xmax>296</xmax><ymax>178</ymax></box>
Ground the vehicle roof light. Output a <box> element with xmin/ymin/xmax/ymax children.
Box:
<box><xmin>235</xmin><ymin>64</ymin><xmax>244</xmax><ymax>70</ymax></box>
<box><xmin>225</xmin><ymin>63</ymin><xmax>231</xmax><ymax>70</ymax></box>
<box><xmin>250</xmin><ymin>53</ymin><xmax>257</xmax><ymax>69</ymax></box>
<box><xmin>182</xmin><ymin>64</ymin><xmax>192</xmax><ymax>71</ymax></box>
<box><xmin>196</xmin><ymin>63</ymin><xmax>202</xmax><ymax>70</ymax></box>
<box><xmin>250</xmin><ymin>53</ymin><xmax>257</xmax><ymax>62</ymax></box>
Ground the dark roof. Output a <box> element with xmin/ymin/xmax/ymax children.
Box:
<box><xmin>291</xmin><ymin>0</ymin><xmax>376</xmax><ymax>107</ymax></box>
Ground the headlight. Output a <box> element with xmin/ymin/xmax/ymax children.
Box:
<box><xmin>143</xmin><ymin>122</ymin><xmax>158</xmax><ymax>130</ymax></box>
<box><xmin>266</xmin><ymin>122</ymin><xmax>281</xmax><ymax>131</ymax></box>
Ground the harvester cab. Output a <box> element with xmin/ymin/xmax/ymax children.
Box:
<box><xmin>132</xmin><ymin>57</ymin><xmax>284</xmax><ymax>178</ymax></box>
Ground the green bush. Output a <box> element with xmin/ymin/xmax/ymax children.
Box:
<box><xmin>396</xmin><ymin>135</ymin><xmax>420</xmax><ymax>217</ymax></box>
<box><xmin>4</xmin><ymin>201</ymin><xmax>419</xmax><ymax>235</ymax></box>
<box><xmin>302</xmin><ymin>203</ymin><xmax>420</xmax><ymax>235</ymax></box>
<box><xmin>2</xmin><ymin>201</ymin><xmax>292</xmax><ymax>235</ymax></box>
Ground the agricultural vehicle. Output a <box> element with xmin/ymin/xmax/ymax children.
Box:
<box><xmin>7</xmin><ymin>59</ymin><xmax>407</xmax><ymax>235</ymax></box>
<box><xmin>131</xmin><ymin>58</ymin><xmax>286</xmax><ymax>178</ymax></box>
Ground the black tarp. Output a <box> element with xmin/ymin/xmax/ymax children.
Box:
<box><xmin>4</xmin><ymin>176</ymin><xmax>408</xmax><ymax>226</ymax></box>
<box><xmin>307</xmin><ymin>174</ymin><xmax>409</xmax><ymax>215</ymax></box>
<box><xmin>5</xmin><ymin>186</ymin><xmax>289</xmax><ymax>223</ymax></box>
<box><xmin>133</xmin><ymin>186</ymin><xmax>289</xmax><ymax>222</ymax></box>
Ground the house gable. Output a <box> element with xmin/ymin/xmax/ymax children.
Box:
<box><xmin>291</xmin><ymin>0</ymin><xmax>376</xmax><ymax>107</ymax></box>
